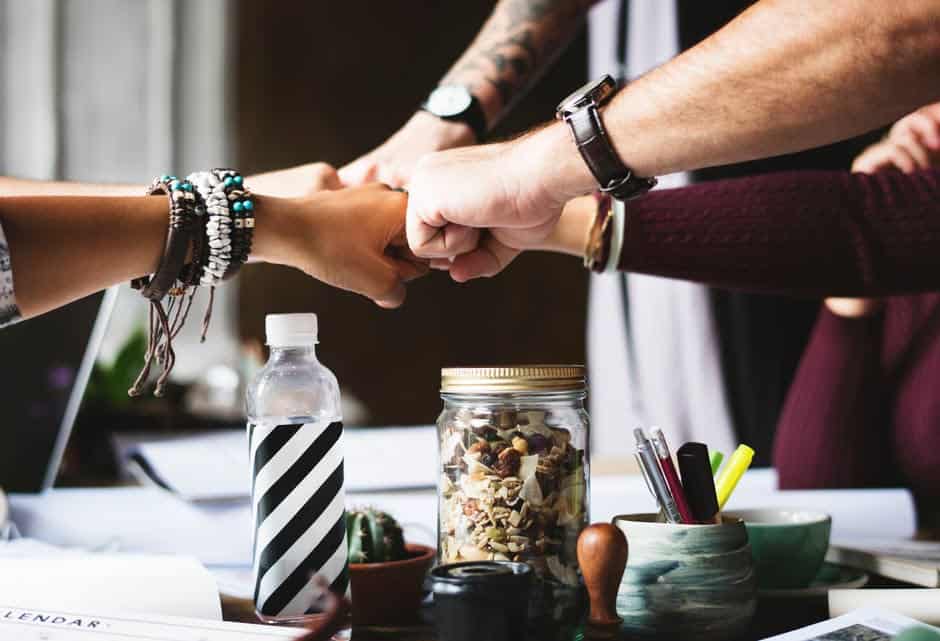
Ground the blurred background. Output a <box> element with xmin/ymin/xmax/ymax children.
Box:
<box><xmin>0</xmin><ymin>0</ymin><xmax>589</xmax><ymax>484</ymax></box>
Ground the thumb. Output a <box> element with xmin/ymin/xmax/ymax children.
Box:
<box><xmin>448</xmin><ymin>236</ymin><xmax>520</xmax><ymax>282</ymax></box>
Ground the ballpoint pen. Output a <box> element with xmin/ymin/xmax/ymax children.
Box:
<box><xmin>634</xmin><ymin>428</ymin><xmax>683</xmax><ymax>524</ymax></box>
<box><xmin>710</xmin><ymin>450</ymin><xmax>725</xmax><ymax>476</ymax></box>
<box><xmin>650</xmin><ymin>428</ymin><xmax>694</xmax><ymax>524</ymax></box>
<box><xmin>677</xmin><ymin>442</ymin><xmax>720</xmax><ymax>524</ymax></box>
<box><xmin>715</xmin><ymin>444</ymin><xmax>755</xmax><ymax>509</ymax></box>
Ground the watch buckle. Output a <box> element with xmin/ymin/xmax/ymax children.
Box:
<box><xmin>600</xmin><ymin>173</ymin><xmax>658</xmax><ymax>200</ymax></box>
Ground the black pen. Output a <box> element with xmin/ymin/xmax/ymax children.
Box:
<box><xmin>677</xmin><ymin>442</ymin><xmax>721</xmax><ymax>524</ymax></box>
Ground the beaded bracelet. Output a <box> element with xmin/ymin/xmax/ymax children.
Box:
<box><xmin>216</xmin><ymin>168</ymin><xmax>254</xmax><ymax>279</ymax></box>
<box><xmin>130</xmin><ymin>175</ymin><xmax>202</xmax><ymax>397</ymax></box>
<box><xmin>188</xmin><ymin>170</ymin><xmax>233</xmax><ymax>287</ymax></box>
<box><xmin>187</xmin><ymin>168</ymin><xmax>255</xmax><ymax>283</ymax></box>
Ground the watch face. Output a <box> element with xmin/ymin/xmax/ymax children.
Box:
<box><xmin>426</xmin><ymin>85</ymin><xmax>473</xmax><ymax>118</ymax></box>
<box><xmin>557</xmin><ymin>75</ymin><xmax>616</xmax><ymax>117</ymax></box>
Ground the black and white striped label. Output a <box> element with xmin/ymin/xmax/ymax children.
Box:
<box><xmin>248</xmin><ymin>420</ymin><xmax>349</xmax><ymax>619</ymax></box>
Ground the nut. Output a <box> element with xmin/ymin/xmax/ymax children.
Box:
<box><xmin>462</xmin><ymin>499</ymin><xmax>480</xmax><ymax>517</ymax></box>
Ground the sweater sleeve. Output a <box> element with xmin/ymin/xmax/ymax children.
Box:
<box><xmin>772</xmin><ymin>307</ymin><xmax>893</xmax><ymax>489</ymax></box>
<box><xmin>620</xmin><ymin>167</ymin><xmax>940</xmax><ymax>297</ymax></box>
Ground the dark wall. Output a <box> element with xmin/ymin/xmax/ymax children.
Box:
<box><xmin>236</xmin><ymin>1</ymin><xmax>589</xmax><ymax>426</ymax></box>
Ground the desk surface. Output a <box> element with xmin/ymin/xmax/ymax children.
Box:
<box><xmin>7</xmin><ymin>470</ymin><xmax>929</xmax><ymax>640</ymax></box>
<box><xmin>218</xmin><ymin>574</ymin><xmax>913</xmax><ymax>641</ymax></box>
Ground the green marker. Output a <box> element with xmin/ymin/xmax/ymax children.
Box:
<box><xmin>710</xmin><ymin>450</ymin><xmax>724</xmax><ymax>476</ymax></box>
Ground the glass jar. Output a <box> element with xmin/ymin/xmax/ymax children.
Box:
<box><xmin>437</xmin><ymin>366</ymin><xmax>589</xmax><ymax>639</ymax></box>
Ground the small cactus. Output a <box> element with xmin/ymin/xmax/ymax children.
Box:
<box><xmin>346</xmin><ymin>507</ymin><xmax>407</xmax><ymax>564</ymax></box>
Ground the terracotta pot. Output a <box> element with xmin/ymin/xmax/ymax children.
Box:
<box><xmin>349</xmin><ymin>543</ymin><xmax>435</xmax><ymax>626</ymax></box>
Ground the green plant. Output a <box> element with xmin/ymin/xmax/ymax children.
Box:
<box><xmin>85</xmin><ymin>327</ymin><xmax>148</xmax><ymax>408</ymax></box>
<box><xmin>346</xmin><ymin>507</ymin><xmax>407</xmax><ymax>564</ymax></box>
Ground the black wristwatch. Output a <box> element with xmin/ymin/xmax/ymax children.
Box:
<box><xmin>421</xmin><ymin>85</ymin><xmax>487</xmax><ymax>143</ymax></box>
<box><xmin>556</xmin><ymin>75</ymin><xmax>657</xmax><ymax>200</ymax></box>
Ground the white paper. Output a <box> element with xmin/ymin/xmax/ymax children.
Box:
<box><xmin>761</xmin><ymin>607</ymin><xmax>933</xmax><ymax>641</ymax></box>
<box><xmin>0</xmin><ymin>604</ymin><xmax>301</xmax><ymax>640</ymax></box>
<box><xmin>829</xmin><ymin>537</ymin><xmax>940</xmax><ymax>562</ymax></box>
<box><xmin>0</xmin><ymin>556</ymin><xmax>221</xmax><ymax>620</ymax></box>
<box><xmin>9</xmin><ymin>487</ymin><xmax>251</xmax><ymax>565</ymax></box>
<box><xmin>829</xmin><ymin>590</ymin><xmax>940</xmax><ymax>626</ymax></box>
<box><xmin>128</xmin><ymin>431</ymin><xmax>249</xmax><ymax>501</ymax></box>
<box><xmin>123</xmin><ymin>425</ymin><xmax>439</xmax><ymax>500</ymax></box>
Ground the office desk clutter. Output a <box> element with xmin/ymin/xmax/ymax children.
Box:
<box><xmin>435</xmin><ymin>366</ymin><xmax>590</xmax><ymax>641</ymax></box>
<box><xmin>4</xmin><ymin>314</ymin><xmax>940</xmax><ymax>640</ymax></box>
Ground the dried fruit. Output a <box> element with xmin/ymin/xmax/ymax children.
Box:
<box><xmin>467</xmin><ymin>441</ymin><xmax>490</xmax><ymax>456</ymax></box>
<box><xmin>494</xmin><ymin>447</ymin><xmax>521</xmax><ymax>478</ymax></box>
<box><xmin>526</xmin><ymin>433</ymin><xmax>552</xmax><ymax>454</ymax></box>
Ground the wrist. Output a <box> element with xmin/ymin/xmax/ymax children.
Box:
<box><xmin>515</xmin><ymin>122</ymin><xmax>597</xmax><ymax>206</ymax></box>
<box><xmin>407</xmin><ymin>110</ymin><xmax>477</xmax><ymax>150</ymax></box>
<box><xmin>537</xmin><ymin>196</ymin><xmax>595</xmax><ymax>256</ymax></box>
<box><xmin>251</xmin><ymin>194</ymin><xmax>302</xmax><ymax>266</ymax></box>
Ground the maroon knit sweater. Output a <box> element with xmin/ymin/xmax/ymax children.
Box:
<box><xmin>620</xmin><ymin>167</ymin><xmax>940</xmax><ymax>297</ymax></box>
<box><xmin>772</xmin><ymin>296</ymin><xmax>940</xmax><ymax>506</ymax></box>
<box><xmin>618</xmin><ymin>167</ymin><xmax>940</xmax><ymax>502</ymax></box>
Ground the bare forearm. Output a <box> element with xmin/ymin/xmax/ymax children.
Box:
<box><xmin>441</xmin><ymin>0</ymin><xmax>594</xmax><ymax>127</ymax></box>
<box><xmin>524</xmin><ymin>0</ymin><xmax>940</xmax><ymax>201</ymax></box>
<box><xmin>1</xmin><ymin>194</ymin><xmax>290</xmax><ymax>319</ymax></box>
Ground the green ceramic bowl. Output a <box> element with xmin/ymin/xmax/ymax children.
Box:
<box><xmin>725</xmin><ymin>509</ymin><xmax>831</xmax><ymax>589</ymax></box>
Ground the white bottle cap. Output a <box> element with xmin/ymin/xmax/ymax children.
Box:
<box><xmin>265</xmin><ymin>313</ymin><xmax>318</xmax><ymax>346</ymax></box>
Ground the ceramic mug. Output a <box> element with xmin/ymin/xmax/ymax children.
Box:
<box><xmin>724</xmin><ymin>509</ymin><xmax>831</xmax><ymax>589</ymax></box>
<box><xmin>613</xmin><ymin>513</ymin><xmax>756</xmax><ymax>641</ymax></box>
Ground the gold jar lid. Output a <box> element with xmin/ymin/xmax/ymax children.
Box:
<box><xmin>441</xmin><ymin>365</ymin><xmax>586</xmax><ymax>393</ymax></box>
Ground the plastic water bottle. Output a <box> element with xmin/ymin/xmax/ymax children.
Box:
<box><xmin>246</xmin><ymin>313</ymin><xmax>349</xmax><ymax>629</ymax></box>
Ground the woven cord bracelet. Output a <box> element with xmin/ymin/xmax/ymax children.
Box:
<box><xmin>130</xmin><ymin>175</ymin><xmax>201</xmax><ymax>397</ymax></box>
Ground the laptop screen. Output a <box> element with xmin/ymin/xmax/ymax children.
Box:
<box><xmin>0</xmin><ymin>289</ymin><xmax>113</xmax><ymax>492</ymax></box>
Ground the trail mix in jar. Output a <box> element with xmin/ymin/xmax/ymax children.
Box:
<box><xmin>439</xmin><ymin>407</ymin><xmax>588</xmax><ymax>586</ymax></box>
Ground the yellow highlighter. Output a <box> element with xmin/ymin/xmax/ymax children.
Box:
<box><xmin>715</xmin><ymin>444</ymin><xmax>754</xmax><ymax>509</ymax></box>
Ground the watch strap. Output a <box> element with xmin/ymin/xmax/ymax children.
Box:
<box><xmin>566</xmin><ymin>106</ymin><xmax>656</xmax><ymax>200</ymax></box>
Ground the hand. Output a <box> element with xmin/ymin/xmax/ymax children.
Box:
<box><xmin>249</xmin><ymin>162</ymin><xmax>342</xmax><ymax>198</ymax></box>
<box><xmin>406</xmin><ymin>128</ymin><xmax>590</xmax><ymax>281</ymax></box>
<box><xmin>255</xmin><ymin>185</ymin><xmax>427</xmax><ymax>308</ymax></box>
<box><xmin>852</xmin><ymin>103</ymin><xmax>940</xmax><ymax>173</ymax></box>
<box><xmin>824</xmin><ymin>105</ymin><xmax>940</xmax><ymax>316</ymax></box>
<box><xmin>339</xmin><ymin>112</ymin><xmax>476</xmax><ymax>188</ymax></box>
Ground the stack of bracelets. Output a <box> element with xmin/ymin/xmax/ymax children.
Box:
<box><xmin>129</xmin><ymin>169</ymin><xmax>254</xmax><ymax>397</ymax></box>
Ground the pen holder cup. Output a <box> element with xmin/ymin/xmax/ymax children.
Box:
<box><xmin>613</xmin><ymin>513</ymin><xmax>757</xmax><ymax>641</ymax></box>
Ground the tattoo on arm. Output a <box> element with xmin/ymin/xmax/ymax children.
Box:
<box><xmin>442</xmin><ymin>0</ymin><xmax>593</xmax><ymax>121</ymax></box>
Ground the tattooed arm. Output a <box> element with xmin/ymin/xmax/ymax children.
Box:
<box><xmin>339</xmin><ymin>0</ymin><xmax>594</xmax><ymax>187</ymax></box>
<box><xmin>440</xmin><ymin>0</ymin><xmax>594</xmax><ymax>127</ymax></box>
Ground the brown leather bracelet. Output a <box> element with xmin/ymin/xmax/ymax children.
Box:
<box><xmin>132</xmin><ymin>176</ymin><xmax>200</xmax><ymax>300</ymax></box>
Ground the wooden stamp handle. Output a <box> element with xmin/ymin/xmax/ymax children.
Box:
<box><xmin>577</xmin><ymin>523</ymin><xmax>628</xmax><ymax>640</ymax></box>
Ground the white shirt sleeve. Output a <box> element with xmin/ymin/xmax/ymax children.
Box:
<box><xmin>0</xmin><ymin>221</ymin><xmax>22</xmax><ymax>328</ymax></box>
